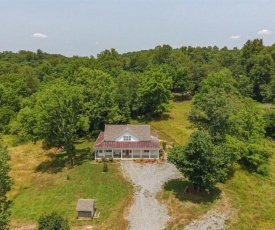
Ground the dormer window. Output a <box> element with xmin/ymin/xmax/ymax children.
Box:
<box><xmin>123</xmin><ymin>135</ymin><xmax>131</xmax><ymax>141</ymax></box>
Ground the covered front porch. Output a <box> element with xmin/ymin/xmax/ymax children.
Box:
<box><xmin>95</xmin><ymin>149</ymin><xmax>159</xmax><ymax>159</ymax></box>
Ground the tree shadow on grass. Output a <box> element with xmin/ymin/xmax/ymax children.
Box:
<box><xmin>172</xmin><ymin>93</ymin><xmax>193</xmax><ymax>102</ymax></box>
<box><xmin>163</xmin><ymin>179</ymin><xmax>221</xmax><ymax>204</ymax></box>
<box><xmin>135</xmin><ymin>113</ymin><xmax>172</xmax><ymax>124</ymax></box>
<box><xmin>35</xmin><ymin>148</ymin><xmax>91</xmax><ymax>174</ymax></box>
<box><xmin>35</xmin><ymin>152</ymin><xmax>68</xmax><ymax>174</ymax></box>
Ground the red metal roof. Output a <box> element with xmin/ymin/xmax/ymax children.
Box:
<box><xmin>94</xmin><ymin>132</ymin><xmax>160</xmax><ymax>149</ymax></box>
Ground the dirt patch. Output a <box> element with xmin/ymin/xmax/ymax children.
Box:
<box><xmin>11</xmin><ymin>225</ymin><xmax>36</xmax><ymax>230</ymax></box>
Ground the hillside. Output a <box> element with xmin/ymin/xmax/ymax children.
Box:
<box><xmin>152</xmin><ymin>101</ymin><xmax>275</xmax><ymax>229</ymax></box>
<box><xmin>6</xmin><ymin>100</ymin><xmax>275</xmax><ymax>229</ymax></box>
<box><xmin>6</xmin><ymin>137</ymin><xmax>132</xmax><ymax>229</ymax></box>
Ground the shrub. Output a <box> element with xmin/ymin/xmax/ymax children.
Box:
<box><xmin>38</xmin><ymin>212</ymin><xmax>69</xmax><ymax>230</ymax></box>
<box><xmin>103</xmin><ymin>162</ymin><xmax>108</xmax><ymax>172</ymax></box>
<box><xmin>97</xmin><ymin>158</ymin><xmax>102</xmax><ymax>163</ymax></box>
<box><xmin>88</xmin><ymin>148</ymin><xmax>95</xmax><ymax>160</ymax></box>
<box><xmin>102</xmin><ymin>157</ymin><xmax>108</xmax><ymax>162</ymax></box>
<box><xmin>109</xmin><ymin>157</ymin><xmax>114</xmax><ymax>162</ymax></box>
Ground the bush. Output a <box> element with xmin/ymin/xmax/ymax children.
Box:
<box><xmin>102</xmin><ymin>157</ymin><xmax>108</xmax><ymax>162</ymax></box>
<box><xmin>103</xmin><ymin>162</ymin><xmax>108</xmax><ymax>172</ymax></box>
<box><xmin>87</xmin><ymin>148</ymin><xmax>95</xmax><ymax>160</ymax></box>
<box><xmin>109</xmin><ymin>157</ymin><xmax>114</xmax><ymax>162</ymax></box>
<box><xmin>38</xmin><ymin>212</ymin><xmax>69</xmax><ymax>230</ymax></box>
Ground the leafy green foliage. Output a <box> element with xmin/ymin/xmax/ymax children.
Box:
<box><xmin>16</xmin><ymin>81</ymin><xmax>89</xmax><ymax>166</ymax></box>
<box><xmin>38</xmin><ymin>212</ymin><xmax>69</xmax><ymax>230</ymax></box>
<box><xmin>0</xmin><ymin>138</ymin><xmax>12</xmax><ymax>229</ymax></box>
<box><xmin>169</xmin><ymin>131</ymin><xmax>231</xmax><ymax>192</ymax></box>
<box><xmin>103</xmin><ymin>162</ymin><xmax>108</xmax><ymax>172</ymax></box>
<box><xmin>189</xmin><ymin>70</ymin><xmax>271</xmax><ymax>174</ymax></box>
<box><xmin>74</xmin><ymin>68</ymin><xmax>124</xmax><ymax>128</ymax></box>
<box><xmin>137</xmin><ymin>65</ymin><xmax>173</xmax><ymax>117</ymax></box>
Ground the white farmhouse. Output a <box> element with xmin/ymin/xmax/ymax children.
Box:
<box><xmin>94</xmin><ymin>124</ymin><xmax>160</xmax><ymax>159</ymax></box>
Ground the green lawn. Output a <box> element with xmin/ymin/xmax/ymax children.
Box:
<box><xmin>6</xmin><ymin>99</ymin><xmax>275</xmax><ymax>229</ymax></box>
<box><xmin>6</xmin><ymin>138</ymin><xmax>132</xmax><ymax>229</ymax></box>
<box><xmin>151</xmin><ymin>100</ymin><xmax>275</xmax><ymax>230</ymax></box>
<box><xmin>149</xmin><ymin>100</ymin><xmax>193</xmax><ymax>146</ymax></box>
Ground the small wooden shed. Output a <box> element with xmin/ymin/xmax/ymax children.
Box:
<box><xmin>76</xmin><ymin>199</ymin><xmax>95</xmax><ymax>219</ymax></box>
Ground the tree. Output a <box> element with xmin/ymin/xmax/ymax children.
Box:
<box><xmin>18</xmin><ymin>81</ymin><xmax>89</xmax><ymax>166</ymax></box>
<box><xmin>96</xmin><ymin>48</ymin><xmax>123</xmax><ymax>77</ymax></box>
<box><xmin>137</xmin><ymin>66</ymin><xmax>172</xmax><ymax>117</ymax></box>
<box><xmin>189</xmin><ymin>70</ymin><xmax>270</xmax><ymax>174</ymax></box>
<box><xmin>169</xmin><ymin>131</ymin><xmax>230</xmax><ymax>192</ymax></box>
<box><xmin>74</xmin><ymin>68</ymin><xmax>124</xmax><ymax>129</ymax></box>
<box><xmin>189</xmin><ymin>70</ymin><xmax>242</xmax><ymax>140</ymax></box>
<box><xmin>38</xmin><ymin>212</ymin><xmax>69</xmax><ymax>230</ymax></box>
<box><xmin>0</xmin><ymin>138</ymin><xmax>12</xmax><ymax>229</ymax></box>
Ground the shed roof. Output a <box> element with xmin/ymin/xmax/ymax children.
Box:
<box><xmin>76</xmin><ymin>199</ymin><xmax>95</xmax><ymax>212</ymax></box>
<box><xmin>104</xmin><ymin>124</ymin><xmax>151</xmax><ymax>141</ymax></box>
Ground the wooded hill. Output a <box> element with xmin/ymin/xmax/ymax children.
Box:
<box><xmin>1</xmin><ymin>39</ymin><xmax>275</xmax><ymax>170</ymax></box>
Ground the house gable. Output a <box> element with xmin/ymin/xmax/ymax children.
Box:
<box><xmin>114</xmin><ymin>131</ymin><xmax>140</xmax><ymax>142</ymax></box>
<box><xmin>104</xmin><ymin>124</ymin><xmax>151</xmax><ymax>141</ymax></box>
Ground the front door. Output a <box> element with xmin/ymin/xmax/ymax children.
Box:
<box><xmin>126</xmin><ymin>150</ymin><xmax>129</xmax><ymax>156</ymax></box>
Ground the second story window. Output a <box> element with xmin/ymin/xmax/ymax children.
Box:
<box><xmin>123</xmin><ymin>135</ymin><xmax>131</xmax><ymax>141</ymax></box>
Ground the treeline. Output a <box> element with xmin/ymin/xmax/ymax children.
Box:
<box><xmin>1</xmin><ymin>39</ymin><xmax>275</xmax><ymax>141</ymax></box>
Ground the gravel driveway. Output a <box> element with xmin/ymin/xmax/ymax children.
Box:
<box><xmin>121</xmin><ymin>161</ymin><xmax>182</xmax><ymax>230</ymax></box>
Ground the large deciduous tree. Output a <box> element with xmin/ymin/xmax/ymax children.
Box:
<box><xmin>0</xmin><ymin>138</ymin><xmax>12</xmax><ymax>229</ymax></box>
<box><xmin>188</xmin><ymin>69</ymin><xmax>270</xmax><ymax>174</ymax></box>
<box><xmin>169</xmin><ymin>130</ymin><xmax>230</xmax><ymax>192</ymax></box>
<box><xmin>74</xmin><ymin>68</ymin><xmax>124</xmax><ymax>129</ymax></box>
<box><xmin>18</xmin><ymin>81</ymin><xmax>89</xmax><ymax>166</ymax></box>
<box><xmin>137</xmin><ymin>66</ymin><xmax>172</xmax><ymax>117</ymax></box>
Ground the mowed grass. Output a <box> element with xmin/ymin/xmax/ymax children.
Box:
<box><xmin>5</xmin><ymin>99</ymin><xmax>275</xmax><ymax>229</ymax></box>
<box><xmin>5</xmin><ymin>137</ymin><xmax>132</xmax><ymax>229</ymax></box>
<box><xmin>152</xmin><ymin>100</ymin><xmax>275</xmax><ymax>229</ymax></box>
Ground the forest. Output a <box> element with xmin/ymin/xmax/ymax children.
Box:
<box><xmin>0</xmin><ymin>39</ymin><xmax>275</xmax><ymax>172</ymax></box>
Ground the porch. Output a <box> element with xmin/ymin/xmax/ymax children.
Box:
<box><xmin>95</xmin><ymin>149</ymin><xmax>159</xmax><ymax>159</ymax></box>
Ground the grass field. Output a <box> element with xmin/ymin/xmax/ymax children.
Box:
<box><xmin>6</xmin><ymin>137</ymin><xmax>132</xmax><ymax>229</ymax></box>
<box><xmin>149</xmin><ymin>100</ymin><xmax>193</xmax><ymax>146</ymax></box>
<box><xmin>6</xmin><ymin>99</ymin><xmax>275</xmax><ymax>229</ymax></box>
<box><xmin>152</xmin><ymin>100</ymin><xmax>275</xmax><ymax>230</ymax></box>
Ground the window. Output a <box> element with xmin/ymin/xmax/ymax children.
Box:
<box><xmin>105</xmin><ymin>150</ymin><xmax>112</xmax><ymax>153</ymax></box>
<box><xmin>144</xmin><ymin>150</ymin><xmax>149</xmax><ymax>153</ymax></box>
<box><xmin>123</xmin><ymin>135</ymin><xmax>131</xmax><ymax>141</ymax></box>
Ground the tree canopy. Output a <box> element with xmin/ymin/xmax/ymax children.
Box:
<box><xmin>169</xmin><ymin>130</ymin><xmax>231</xmax><ymax>192</ymax></box>
<box><xmin>0</xmin><ymin>39</ymin><xmax>274</xmax><ymax>171</ymax></box>
<box><xmin>0</xmin><ymin>138</ymin><xmax>12</xmax><ymax>229</ymax></box>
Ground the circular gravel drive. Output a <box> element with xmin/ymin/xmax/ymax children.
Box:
<box><xmin>121</xmin><ymin>161</ymin><xmax>182</xmax><ymax>230</ymax></box>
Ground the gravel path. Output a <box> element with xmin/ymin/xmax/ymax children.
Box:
<box><xmin>121</xmin><ymin>161</ymin><xmax>182</xmax><ymax>230</ymax></box>
<box><xmin>184</xmin><ymin>211</ymin><xmax>227</xmax><ymax>230</ymax></box>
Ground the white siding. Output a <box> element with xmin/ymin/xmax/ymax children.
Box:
<box><xmin>115</xmin><ymin>132</ymin><xmax>139</xmax><ymax>142</ymax></box>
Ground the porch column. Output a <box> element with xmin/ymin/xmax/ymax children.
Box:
<box><xmin>112</xmin><ymin>149</ymin><xmax>113</xmax><ymax>158</ymax></box>
<box><xmin>140</xmin><ymin>149</ymin><xmax>142</xmax><ymax>158</ymax></box>
<box><xmin>149</xmin><ymin>151</ymin><xmax>151</xmax><ymax>159</ymax></box>
<box><xmin>95</xmin><ymin>150</ymin><xmax>97</xmax><ymax>159</ymax></box>
<box><xmin>131</xmin><ymin>150</ymin><xmax>133</xmax><ymax>159</ymax></box>
<box><xmin>121</xmin><ymin>149</ymin><xmax>122</xmax><ymax>159</ymax></box>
